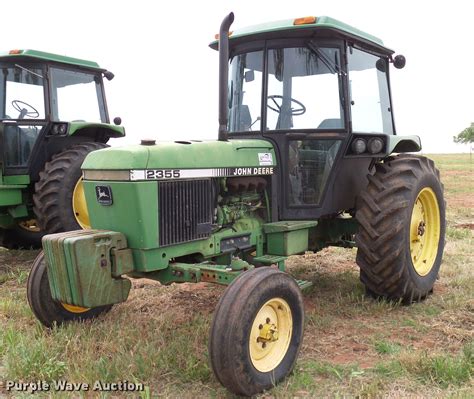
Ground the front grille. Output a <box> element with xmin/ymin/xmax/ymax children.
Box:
<box><xmin>159</xmin><ymin>179</ymin><xmax>214</xmax><ymax>247</ymax></box>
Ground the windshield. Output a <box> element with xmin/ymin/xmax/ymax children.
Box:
<box><xmin>50</xmin><ymin>67</ymin><xmax>106</xmax><ymax>123</ymax></box>
<box><xmin>0</xmin><ymin>64</ymin><xmax>45</xmax><ymax>120</ymax></box>
<box><xmin>228</xmin><ymin>45</ymin><xmax>344</xmax><ymax>133</ymax></box>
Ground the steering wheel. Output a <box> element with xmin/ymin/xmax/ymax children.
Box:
<box><xmin>11</xmin><ymin>100</ymin><xmax>39</xmax><ymax>119</ymax></box>
<box><xmin>267</xmin><ymin>95</ymin><xmax>306</xmax><ymax>116</ymax></box>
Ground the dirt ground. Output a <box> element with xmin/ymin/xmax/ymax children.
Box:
<box><xmin>0</xmin><ymin>154</ymin><xmax>472</xmax><ymax>397</ymax></box>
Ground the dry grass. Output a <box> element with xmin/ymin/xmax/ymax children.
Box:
<box><xmin>0</xmin><ymin>154</ymin><xmax>472</xmax><ymax>398</ymax></box>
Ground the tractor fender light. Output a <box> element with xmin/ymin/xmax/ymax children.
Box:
<box><xmin>9</xmin><ymin>49</ymin><xmax>23</xmax><ymax>55</ymax></box>
<box><xmin>351</xmin><ymin>138</ymin><xmax>367</xmax><ymax>154</ymax></box>
<box><xmin>367</xmin><ymin>137</ymin><xmax>384</xmax><ymax>154</ymax></box>
<box><xmin>58</xmin><ymin>124</ymin><xmax>67</xmax><ymax>135</ymax></box>
<box><xmin>293</xmin><ymin>16</ymin><xmax>317</xmax><ymax>26</ymax></box>
<box><xmin>52</xmin><ymin>123</ymin><xmax>68</xmax><ymax>135</ymax></box>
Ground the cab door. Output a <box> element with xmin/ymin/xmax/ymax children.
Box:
<box><xmin>262</xmin><ymin>44</ymin><xmax>348</xmax><ymax>219</ymax></box>
<box><xmin>284</xmin><ymin>133</ymin><xmax>344</xmax><ymax>213</ymax></box>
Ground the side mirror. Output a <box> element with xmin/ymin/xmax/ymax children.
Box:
<box><xmin>244</xmin><ymin>70</ymin><xmax>255</xmax><ymax>83</ymax></box>
<box><xmin>393</xmin><ymin>54</ymin><xmax>406</xmax><ymax>69</ymax></box>
<box><xmin>103</xmin><ymin>70</ymin><xmax>115</xmax><ymax>81</ymax></box>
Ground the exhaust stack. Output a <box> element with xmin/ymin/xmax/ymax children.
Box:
<box><xmin>218</xmin><ymin>12</ymin><xmax>234</xmax><ymax>141</ymax></box>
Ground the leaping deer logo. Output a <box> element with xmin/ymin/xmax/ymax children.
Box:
<box><xmin>96</xmin><ymin>186</ymin><xmax>113</xmax><ymax>205</ymax></box>
<box><xmin>97</xmin><ymin>188</ymin><xmax>109</xmax><ymax>200</ymax></box>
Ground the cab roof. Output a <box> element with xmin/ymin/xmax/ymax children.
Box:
<box><xmin>0</xmin><ymin>49</ymin><xmax>104</xmax><ymax>71</ymax></box>
<box><xmin>210</xmin><ymin>16</ymin><xmax>393</xmax><ymax>54</ymax></box>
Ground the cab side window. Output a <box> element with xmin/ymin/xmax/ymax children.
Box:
<box><xmin>348</xmin><ymin>48</ymin><xmax>393</xmax><ymax>134</ymax></box>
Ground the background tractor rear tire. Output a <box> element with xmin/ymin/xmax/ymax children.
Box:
<box><xmin>209</xmin><ymin>267</ymin><xmax>304</xmax><ymax>396</ymax></box>
<box><xmin>27</xmin><ymin>252</ymin><xmax>112</xmax><ymax>328</ymax></box>
<box><xmin>33</xmin><ymin>142</ymin><xmax>108</xmax><ymax>234</ymax></box>
<box><xmin>355</xmin><ymin>154</ymin><xmax>445</xmax><ymax>303</ymax></box>
<box><xmin>0</xmin><ymin>220</ymin><xmax>44</xmax><ymax>249</ymax></box>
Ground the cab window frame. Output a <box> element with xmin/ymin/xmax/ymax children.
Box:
<box><xmin>227</xmin><ymin>38</ymin><xmax>349</xmax><ymax>136</ymax></box>
<box><xmin>264</xmin><ymin>40</ymin><xmax>346</xmax><ymax>132</ymax></box>
<box><xmin>47</xmin><ymin>63</ymin><xmax>108</xmax><ymax>123</ymax></box>
<box><xmin>347</xmin><ymin>44</ymin><xmax>396</xmax><ymax>135</ymax></box>
<box><xmin>0</xmin><ymin>62</ymin><xmax>48</xmax><ymax>121</ymax></box>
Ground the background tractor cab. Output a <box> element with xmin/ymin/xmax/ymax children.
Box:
<box><xmin>211</xmin><ymin>16</ymin><xmax>419</xmax><ymax>220</ymax></box>
<box><xmin>0</xmin><ymin>49</ymin><xmax>124</xmax><ymax>247</ymax></box>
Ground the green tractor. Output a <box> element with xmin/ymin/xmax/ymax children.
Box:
<box><xmin>27</xmin><ymin>14</ymin><xmax>445</xmax><ymax>396</ymax></box>
<box><xmin>0</xmin><ymin>49</ymin><xmax>124</xmax><ymax>248</ymax></box>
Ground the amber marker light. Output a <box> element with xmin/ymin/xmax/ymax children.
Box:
<box><xmin>214</xmin><ymin>31</ymin><xmax>233</xmax><ymax>40</ymax></box>
<box><xmin>9</xmin><ymin>49</ymin><xmax>23</xmax><ymax>55</ymax></box>
<box><xmin>293</xmin><ymin>16</ymin><xmax>317</xmax><ymax>25</ymax></box>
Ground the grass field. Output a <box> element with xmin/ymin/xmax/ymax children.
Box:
<box><xmin>0</xmin><ymin>154</ymin><xmax>472</xmax><ymax>398</ymax></box>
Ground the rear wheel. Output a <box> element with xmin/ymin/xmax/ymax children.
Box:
<box><xmin>27</xmin><ymin>252</ymin><xmax>112</xmax><ymax>327</ymax></box>
<box><xmin>356</xmin><ymin>155</ymin><xmax>445</xmax><ymax>303</ymax></box>
<box><xmin>33</xmin><ymin>142</ymin><xmax>108</xmax><ymax>234</ymax></box>
<box><xmin>0</xmin><ymin>219</ymin><xmax>44</xmax><ymax>249</ymax></box>
<box><xmin>209</xmin><ymin>267</ymin><xmax>304</xmax><ymax>396</ymax></box>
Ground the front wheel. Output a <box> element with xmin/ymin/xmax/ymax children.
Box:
<box><xmin>209</xmin><ymin>267</ymin><xmax>304</xmax><ymax>396</ymax></box>
<box><xmin>356</xmin><ymin>155</ymin><xmax>446</xmax><ymax>303</ymax></box>
<box><xmin>27</xmin><ymin>252</ymin><xmax>112</xmax><ymax>328</ymax></box>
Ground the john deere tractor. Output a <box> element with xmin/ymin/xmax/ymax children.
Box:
<box><xmin>0</xmin><ymin>49</ymin><xmax>124</xmax><ymax>247</ymax></box>
<box><xmin>27</xmin><ymin>14</ymin><xmax>445</xmax><ymax>396</ymax></box>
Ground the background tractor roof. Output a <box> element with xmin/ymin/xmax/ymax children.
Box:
<box><xmin>210</xmin><ymin>16</ymin><xmax>393</xmax><ymax>54</ymax></box>
<box><xmin>0</xmin><ymin>49</ymin><xmax>104</xmax><ymax>71</ymax></box>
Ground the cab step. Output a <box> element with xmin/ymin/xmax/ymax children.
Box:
<box><xmin>253</xmin><ymin>255</ymin><xmax>312</xmax><ymax>291</ymax></box>
<box><xmin>253</xmin><ymin>254</ymin><xmax>287</xmax><ymax>264</ymax></box>
<box><xmin>252</xmin><ymin>254</ymin><xmax>286</xmax><ymax>271</ymax></box>
<box><xmin>296</xmin><ymin>279</ymin><xmax>313</xmax><ymax>292</ymax></box>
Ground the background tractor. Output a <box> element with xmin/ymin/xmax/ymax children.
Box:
<box><xmin>0</xmin><ymin>50</ymin><xmax>124</xmax><ymax>248</ymax></box>
<box><xmin>27</xmin><ymin>14</ymin><xmax>445</xmax><ymax>396</ymax></box>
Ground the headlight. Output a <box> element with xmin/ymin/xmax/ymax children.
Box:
<box><xmin>367</xmin><ymin>138</ymin><xmax>384</xmax><ymax>154</ymax></box>
<box><xmin>351</xmin><ymin>138</ymin><xmax>367</xmax><ymax>154</ymax></box>
<box><xmin>58</xmin><ymin>124</ymin><xmax>67</xmax><ymax>135</ymax></box>
<box><xmin>52</xmin><ymin>123</ymin><xmax>68</xmax><ymax>135</ymax></box>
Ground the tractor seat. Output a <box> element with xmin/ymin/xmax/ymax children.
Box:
<box><xmin>231</xmin><ymin>105</ymin><xmax>253</xmax><ymax>131</ymax></box>
<box><xmin>317</xmin><ymin>118</ymin><xmax>343</xmax><ymax>129</ymax></box>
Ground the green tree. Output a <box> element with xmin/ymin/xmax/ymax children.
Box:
<box><xmin>454</xmin><ymin>123</ymin><xmax>474</xmax><ymax>144</ymax></box>
<box><xmin>453</xmin><ymin>123</ymin><xmax>474</xmax><ymax>159</ymax></box>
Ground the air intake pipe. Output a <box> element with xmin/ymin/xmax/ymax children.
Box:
<box><xmin>218</xmin><ymin>12</ymin><xmax>234</xmax><ymax>141</ymax></box>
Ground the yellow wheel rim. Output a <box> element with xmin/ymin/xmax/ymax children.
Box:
<box><xmin>410</xmin><ymin>187</ymin><xmax>441</xmax><ymax>276</ymax></box>
<box><xmin>72</xmin><ymin>177</ymin><xmax>91</xmax><ymax>229</ymax></box>
<box><xmin>18</xmin><ymin>219</ymin><xmax>41</xmax><ymax>232</ymax></box>
<box><xmin>249</xmin><ymin>298</ymin><xmax>292</xmax><ymax>372</ymax></box>
<box><xmin>61</xmin><ymin>302</ymin><xmax>90</xmax><ymax>314</ymax></box>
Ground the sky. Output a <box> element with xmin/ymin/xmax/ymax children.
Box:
<box><xmin>4</xmin><ymin>0</ymin><xmax>474</xmax><ymax>153</ymax></box>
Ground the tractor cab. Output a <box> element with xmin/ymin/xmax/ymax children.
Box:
<box><xmin>0</xmin><ymin>49</ymin><xmax>121</xmax><ymax>178</ymax></box>
<box><xmin>212</xmin><ymin>16</ymin><xmax>414</xmax><ymax>219</ymax></box>
<box><xmin>0</xmin><ymin>50</ymin><xmax>125</xmax><ymax>247</ymax></box>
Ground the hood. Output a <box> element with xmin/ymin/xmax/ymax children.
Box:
<box><xmin>82</xmin><ymin>139</ymin><xmax>276</xmax><ymax>171</ymax></box>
